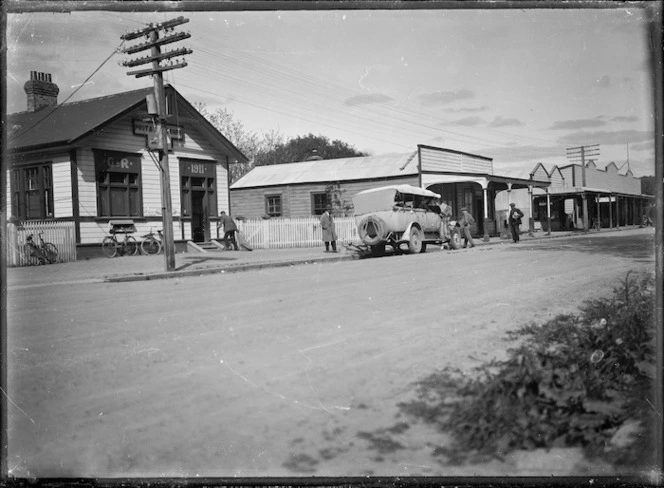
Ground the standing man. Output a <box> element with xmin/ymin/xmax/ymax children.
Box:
<box><xmin>508</xmin><ymin>202</ymin><xmax>525</xmax><ymax>243</ymax></box>
<box><xmin>459</xmin><ymin>207</ymin><xmax>475</xmax><ymax>248</ymax></box>
<box><xmin>435</xmin><ymin>198</ymin><xmax>453</xmax><ymax>248</ymax></box>
<box><xmin>320</xmin><ymin>207</ymin><xmax>338</xmax><ymax>252</ymax></box>
<box><xmin>218</xmin><ymin>211</ymin><xmax>239</xmax><ymax>250</ymax></box>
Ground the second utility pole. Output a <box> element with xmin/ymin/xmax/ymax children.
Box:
<box><xmin>122</xmin><ymin>17</ymin><xmax>192</xmax><ymax>271</ymax></box>
<box><xmin>150</xmin><ymin>30</ymin><xmax>176</xmax><ymax>271</ymax></box>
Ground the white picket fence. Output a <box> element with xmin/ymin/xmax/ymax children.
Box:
<box><xmin>236</xmin><ymin>216</ymin><xmax>360</xmax><ymax>249</ymax></box>
<box><xmin>5</xmin><ymin>221</ymin><xmax>77</xmax><ymax>267</ymax></box>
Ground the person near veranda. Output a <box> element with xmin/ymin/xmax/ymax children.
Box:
<box><xmin>320</xmin><ymin>208</ymin><xmax>338</xmax><ymax>252</ymax></box>
<box><xmin>434</xmin><ymin>198</ymin><xmax>453</xmax><ymax>246</ymax></box>
<box><xmin>459</xmin><ymin>207</ymin><xmax>475</xmax><ymax>248</ymax></box>
<box><xmin>508</xmin><ymin>202</ymin><xmax>525</xmax><ymax>243</ymax></box>
<box><xmin>218</xmin><ymin>211</ymin><xmax>239</xmax><ymax>250</ymax></box>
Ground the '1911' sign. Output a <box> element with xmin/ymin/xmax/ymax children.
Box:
<box><xmin>180</xmin><ymin>160</ymin><xmax>215</xmax><ymax>177</ymax></box>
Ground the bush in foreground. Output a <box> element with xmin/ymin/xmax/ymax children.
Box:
<box><xmin>398</xmin><ymin>271</ymin><xmax>657</xmax><ymax>469</ymax></box>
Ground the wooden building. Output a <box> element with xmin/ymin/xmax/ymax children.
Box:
<box><xmin>230</xmin><ymin>145</ymin><xmax>550</xmax><ymax>240</ymax></box>
<box><xmin>502</xmin><ymin>160</ymin><xmax>652</xmax><ymax>231</ymax></box>
<box><xmin>6</xmin><ymin>71</ymin><xmax>247</xmax><ymax>250</ymax></box>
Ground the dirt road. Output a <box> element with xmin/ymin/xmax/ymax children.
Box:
<box><xmin>6</xmin><ymin>230</ymin><xmax>656</xmax><ymax>478</ymax></box>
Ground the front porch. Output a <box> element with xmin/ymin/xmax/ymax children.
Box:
<box><xmin>422</xmin><ymin>173</ymin><xmax>550</xmax><ymax>241</ymax></box>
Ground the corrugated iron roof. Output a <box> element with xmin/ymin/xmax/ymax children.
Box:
<box><xmin>231</xmin><ymin>152</ymin><xmax>419</xmax><ymax>189</ymax></box>
<box><xmin>8</xmin><ymin>87</ymin><xmax>154</xmax><ymax>150</ymax></box>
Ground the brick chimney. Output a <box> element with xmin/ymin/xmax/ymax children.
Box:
<box><xmin>24</xmin><ymin>71</ymin><xmax>59</xmax><ymax>112</ymax></box>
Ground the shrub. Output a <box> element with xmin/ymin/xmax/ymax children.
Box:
<box><xmin>398</xmin><ymin>271</ymin><xmax>656</xmax><ymax>468</ymax></box>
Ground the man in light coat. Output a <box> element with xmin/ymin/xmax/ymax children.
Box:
<box><xmin>320</xmin><ymin>208</ymin><xmax>338</xmax><ymax>252</ymax></box>
<box><xmin>458</xmin><ymin>207</ymin><xmax>475</xmax><ymax>248</ymax></box>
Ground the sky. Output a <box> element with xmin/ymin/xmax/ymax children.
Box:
<box><xmin>5</xmin><ymin>3</ymin><xmax>659</xmax><ymax>177</ymax></box>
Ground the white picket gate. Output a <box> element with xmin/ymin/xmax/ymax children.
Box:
<box><xmin>5</xmin><ymin>221</ymin><xmax>77</xmax><ymax>267</ymax></box>
<box><xmin>236</xmin><ymin>217</ymin><xmax>359</xmax><ymax>249</ymax></box>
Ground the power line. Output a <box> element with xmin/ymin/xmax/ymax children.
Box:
<box><xmin>9</xmin><ymin>41</ymin><xmax>125</xmax><ymax>142</ymax></box>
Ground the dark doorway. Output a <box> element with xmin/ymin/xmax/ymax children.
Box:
<box><xmin>191</xmin><ymin>190</ymin><xmax>208</xmax><ymax>242</ymax></box>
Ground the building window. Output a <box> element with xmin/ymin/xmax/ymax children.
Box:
<box><xmin>10</xmin><ymin>163</ymin><xmax>54</xmax><ymax>220</ymax></box>
<box><xmin>311</xmin><ymin>192</ymin><xmax>329</xmax><ymax>215</ymax></box>
<box><xmin>265</xmin><ymin>195</ymin><xmax>282</xmax><ymax>217</ymax></box>
<box><xmin>94</xmin><ymin>149</ymin><xmax>142</xmax><ymax>217</ymax></box>
<box><xmin>464</xmin><ymin>188</ymin><xmax>474</xmax><ymax>214</ymax></box>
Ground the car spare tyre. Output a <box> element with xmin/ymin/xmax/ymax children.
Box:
<box><xmin>358</xmin><ymin>215</ymin><xmax>388</xmax><ymax>246</ymax></box>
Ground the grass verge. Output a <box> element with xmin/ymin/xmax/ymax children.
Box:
<box><xmin>397</xmin><ymin>271</ymin><xmax>657</xmax><ymax>471</ymax></box>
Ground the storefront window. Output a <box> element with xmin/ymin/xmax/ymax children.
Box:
<box><xmin>311</xmin><ymin>192</ymin><xmax>329</xmax><ymax>215</ymax></box>
<box><xmin>94</xmin><ymin>149</ymin><xmax>142</xmax><ymax>217</ymax></box>
<box><xmin>265</xmin><ymin>195</ymin><xmax>282</xmax><ymax>217</ymax></box>
<box><xmin>11</xmin><ymin>163</ymin><xmax>54</xmax><ymax>220</ymax></box>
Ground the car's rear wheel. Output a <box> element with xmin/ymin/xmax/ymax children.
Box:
<box><xmin>408</xmin><ymin>227</ymin><xmax>422</xmax><ymax>254</ymax></box>
<box><xmin>358</xmin><ymin>215</ymin><xmax>387</xmax><ymax>246</ymax></box>
<box><xmin>449</xmin><ymin>228</ymin><xmax>461</xmax><ymax>250</ymax></box>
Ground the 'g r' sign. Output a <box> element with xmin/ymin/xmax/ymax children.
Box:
<box><xmin>93</xmin><ymin>149</ymin><xmax>141</xmax><ymax>174</ymax></box>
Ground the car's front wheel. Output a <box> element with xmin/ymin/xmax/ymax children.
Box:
<box><xmin>408</xmin><ymin>227</ymin><xmax>422</xmax><ymax>254</ymax></box>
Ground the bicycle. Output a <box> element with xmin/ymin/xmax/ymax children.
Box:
<box><xmin>102</xmin><ymin>231</ymin><xmax>139</xmax><ymax>257</ymax></box>
<box><xmin>25</xmin><ymin>232</ymin><xmax>58</xmax><ymax>265</ymax></box>
<box><xmin>140</xmin><ymin>228</ymin><xmax>163</xmax><ymax>255</ymax></box>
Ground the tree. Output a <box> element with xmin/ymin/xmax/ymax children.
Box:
<box><xmin>195</xmin><ymin>104</ymin><xmax>369</xmax><ymax>182</ymax></box>
<box><xmin>193</xmin><ymin>103</ymin><xmax>283</xmax><ymax>182</ymax></box>
<box><xmin>254</xmin><ymin>133</ymin><xmax>368</xmax><ymax>167</ymax></box>
<box><xmin>325</xmin><ymin>182</ymin><xmax>354</xmax><ymax>217</ymax></box>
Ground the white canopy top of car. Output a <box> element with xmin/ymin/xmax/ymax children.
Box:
<box><xmin>352</xmin><ymin>184</ymin><xmax>441</xmax><ymax>215</ymax></box>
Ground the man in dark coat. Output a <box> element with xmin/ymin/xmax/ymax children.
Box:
<box><xmin>508</xmin><ymin>202</ymin><xmax>525</xmax><ymax>243</ymax></box>
<box><xmin>218</xmin><ymin>211</ymin><xmax>239</xmax><ymax>250</ymax></box>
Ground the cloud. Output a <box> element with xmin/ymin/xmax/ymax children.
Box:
<box><xmin>418</xmin><ymin>89</ymin><xmax>474</xmax><ymax>105</ymax></box>
<box><xmin>628</xmin><ymin>140</ymin><xmax>654</xmax><ymax>152</ymax></box>
<box><xmin>596</xmin><ymin>75</ymin><xmax>611</xmax><ymax>88</ymax></box>
<box><xmin>453</xmin><ymin>116</ymin><xmax>484</xmax><ymax>127</ymax></box>
<box><xmin>488</xmin><ymin>116</ymin><xmax>523</xmax><ymax>128</ymax></box>
<box><xmin>611</xmin><ymin>115</ymin><xmax>638</xmax><ymax>123</ymax></box>
<box><xmin>447</xmin><ymin>105</ymin><xmax>489</xmax><ymax>113</ymax></box>
<box><xmin>549</xmin><ymin>119</ymin><xmax>607</xmax><ymax>130</ymax></box>
<box><xmin>344</xmin><ymin>93</ymin><xmax>393</xmax><ymax>106</ymax></box>
<box><xmin>557</xmin><ymin>129</ymin><xmax>654</xmax><ymax>146</ymax></box>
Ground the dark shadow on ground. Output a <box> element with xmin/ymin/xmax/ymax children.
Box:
<box><xmin>513</xmin><ymin>233</ymin><xmax>655</xmax><ymax>262</ymax></box>
<box><xmin>176</xmin><ymin>255</ymin><xmax>239</xmax><ymax>271</ymax></box>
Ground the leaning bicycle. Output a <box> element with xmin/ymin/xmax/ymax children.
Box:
<box><xmin>102</xmin><ymin>220</ymin><xmax>139</xmax><ymax>258</ymax></box>
<box><xmin>25</xmin><ymin>232</ymin><xmax>58</xmax><ymax>265</ymax></box>
<box><xmin>140</xmin><ymin>228</ymin><xmax>163</xmax><ymax>255</ymax></box>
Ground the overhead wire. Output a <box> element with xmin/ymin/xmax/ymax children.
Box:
<box><xmin>9</xmin><ymin>40</ymin><xmax>126</xmax><ymax>142</ymax></box>
<box><xmin>187</xmin><ymin>37</ymin><xmax>566</xmax><ymax>156</ymax></box>
<box><xmin>82</xmin><ymin>11</ymin><xmax>565</xmax><ymax>156</ymax></box>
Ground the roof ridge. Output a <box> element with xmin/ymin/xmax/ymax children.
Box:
<box><xmin>9</xmin><ymin>85</ymin><xmax>154</xmax><ymax>116</ymax></box>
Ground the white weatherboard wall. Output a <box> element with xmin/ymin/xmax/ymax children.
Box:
<box><xmin>73</xmin><ymin>110</ymin><xmax>233</xmax><ymax>244</ymax></box>
<box><xmin>52</xmin><ymin>155</ymin><xmax>73</xmax><ymax>218</ymax></box>
<box><xmin>560</xmin><ymin>164</ymin><xmax>641</xmax><ymax>194</ymax></box>
<box><xmin>419</xmin><ymin>146</ymin><xmax>493</xmax><ymax>174</ymax></box>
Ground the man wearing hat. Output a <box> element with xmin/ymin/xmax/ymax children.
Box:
<box><xmin>508</xmin><ymin>202</ymin><xmax>525</xmax><ymax>243</ymax></box>
<box><xmin>458</xmin><ymin>206</ymin><xmax>475</xmax><ymax>248</ymax></box>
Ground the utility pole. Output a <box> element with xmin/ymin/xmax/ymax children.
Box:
<box><xmin>121</xmin><ymin>17</ymin><xmax>192</xmax><ymax>272</ymax></box>
<box><xmin>567</xmin><ymin>144</ymin><xmax>599</xmax><ymax>231</ymax></box>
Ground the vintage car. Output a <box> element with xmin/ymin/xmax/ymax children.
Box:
<box><xmin>352</xmin><ymin>184</ymin><xmax>461</xmax><ymax>254</ymax></box>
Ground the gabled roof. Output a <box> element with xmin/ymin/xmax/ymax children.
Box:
<box><xmin>231</xmin><ymin>152</ymin><xmax>419</xmax><ymax>189</ymax></box>
<box><xmin>8</xmin><ymin>85</ymin><xmax>248</xmax><ymax>163</ymax></box>
<box><xmin>8</xmin><ymin>87</ymin><xmax>154</xmax><ymax>151</ymax></box>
